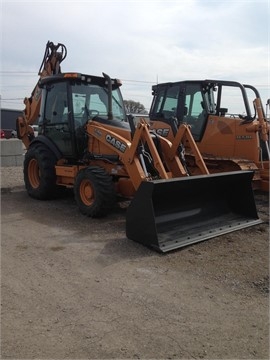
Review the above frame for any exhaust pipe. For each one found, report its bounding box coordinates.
[102,72,113,120]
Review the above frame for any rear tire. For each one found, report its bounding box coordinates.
[24,144,59,200]
[74,166,116,217]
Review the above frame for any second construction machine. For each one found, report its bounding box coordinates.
[16,41,262,252]
[149,79,270,192]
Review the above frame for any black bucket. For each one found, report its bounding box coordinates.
[126,171,262,252]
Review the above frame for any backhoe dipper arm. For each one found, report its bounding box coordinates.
[16,41,67,149]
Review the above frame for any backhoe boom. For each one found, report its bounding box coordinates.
[16,41,67,149]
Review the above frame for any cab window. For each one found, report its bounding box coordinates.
[151,85,179,119]
[216,85,248,118]
[71,83,126,127]
[44,82,68,124]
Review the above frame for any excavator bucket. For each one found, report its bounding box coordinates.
[126,171,262,253]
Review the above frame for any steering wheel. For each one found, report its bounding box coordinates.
[89,110,100,119]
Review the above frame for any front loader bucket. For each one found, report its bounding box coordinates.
[126,171,262,253]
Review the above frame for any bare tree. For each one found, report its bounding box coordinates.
[124,100,147,114]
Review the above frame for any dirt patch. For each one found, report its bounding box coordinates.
[1,166,269,359]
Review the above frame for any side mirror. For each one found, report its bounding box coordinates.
[219,108,228,116]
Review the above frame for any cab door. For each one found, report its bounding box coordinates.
[40,81,76,158]
[177,83,208,142]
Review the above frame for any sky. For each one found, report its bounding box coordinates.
[0,0,269,113]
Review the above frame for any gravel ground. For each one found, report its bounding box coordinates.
[1,165,269,359]
[0,165,25,189]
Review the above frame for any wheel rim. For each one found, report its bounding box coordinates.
[28,158,40,189]
[80,179,94,206]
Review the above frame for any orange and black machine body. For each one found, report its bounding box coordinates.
[16,42,263,252]
[149,80,269,192]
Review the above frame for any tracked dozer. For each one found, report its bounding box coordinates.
[149,80,269,192]
[16,41,262,252]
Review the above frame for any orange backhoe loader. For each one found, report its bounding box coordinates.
[16,41,262,252]
[149,80,269,191]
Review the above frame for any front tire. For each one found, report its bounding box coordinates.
[74,166,116,217]
[24,144,59,200]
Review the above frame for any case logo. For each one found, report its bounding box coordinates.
[152,128,170,137]
[106,134,127,153]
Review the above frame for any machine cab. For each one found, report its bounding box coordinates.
[38,73,127,160]
[149,80,265,161]
[149,81,211,141]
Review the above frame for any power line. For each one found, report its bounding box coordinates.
[0,71,269,89]
[0,71,156,84]
[1,98,23,100]
[122,79,155,84]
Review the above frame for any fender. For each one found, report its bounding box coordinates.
[29,135,62,160]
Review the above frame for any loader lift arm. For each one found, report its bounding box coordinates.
[16,41,67,149]
[85,118,188,190]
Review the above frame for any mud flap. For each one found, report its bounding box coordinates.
[126,171,262,253]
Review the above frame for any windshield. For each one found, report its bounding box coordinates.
[71,83,126,123]
[151,85,179,119]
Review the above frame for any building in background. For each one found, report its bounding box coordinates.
[1,108,22,130]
